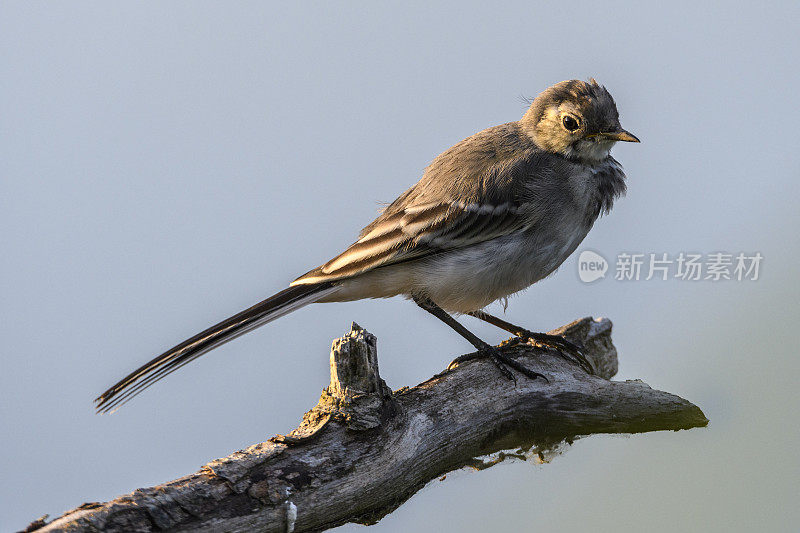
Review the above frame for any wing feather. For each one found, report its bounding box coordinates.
[292,200,526,285]
[292,125,542,286]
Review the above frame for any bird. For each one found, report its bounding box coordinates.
[95,78,639,413]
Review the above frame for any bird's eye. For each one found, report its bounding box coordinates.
[562,115,580,132]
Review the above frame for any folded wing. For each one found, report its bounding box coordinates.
[292,200,528,285]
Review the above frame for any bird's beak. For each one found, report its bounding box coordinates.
[601,129,640,143]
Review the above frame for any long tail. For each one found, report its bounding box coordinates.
[95,281,337,413]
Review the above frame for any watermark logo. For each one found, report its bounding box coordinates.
[577,250,608,283]
[578,250,763,282]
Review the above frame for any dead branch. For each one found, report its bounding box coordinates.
[27,317,707,533]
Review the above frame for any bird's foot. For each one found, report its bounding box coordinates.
[447,345,548,383]
[518,331,595,375]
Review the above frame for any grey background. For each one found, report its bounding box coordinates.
[2,2,798,531]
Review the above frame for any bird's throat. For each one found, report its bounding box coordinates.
[565,139,616,164]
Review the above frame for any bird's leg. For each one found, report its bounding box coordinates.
[412,296,546,383]
[467,310,595,375]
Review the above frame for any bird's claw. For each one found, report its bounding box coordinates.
[448,345,548,383]
[519,331,595,375]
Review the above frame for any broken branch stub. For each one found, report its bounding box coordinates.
[29,317,707,533]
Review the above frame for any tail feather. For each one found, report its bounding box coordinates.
[95,281,336,413]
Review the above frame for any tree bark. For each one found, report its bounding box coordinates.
[26,317,707,533]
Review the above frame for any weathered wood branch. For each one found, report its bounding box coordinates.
[28,317,707,533]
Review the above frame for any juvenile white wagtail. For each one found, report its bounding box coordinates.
[96,79,639,413]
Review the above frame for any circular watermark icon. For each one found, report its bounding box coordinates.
[577,250,608,283]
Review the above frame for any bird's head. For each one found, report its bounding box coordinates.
[521,79,639,164]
